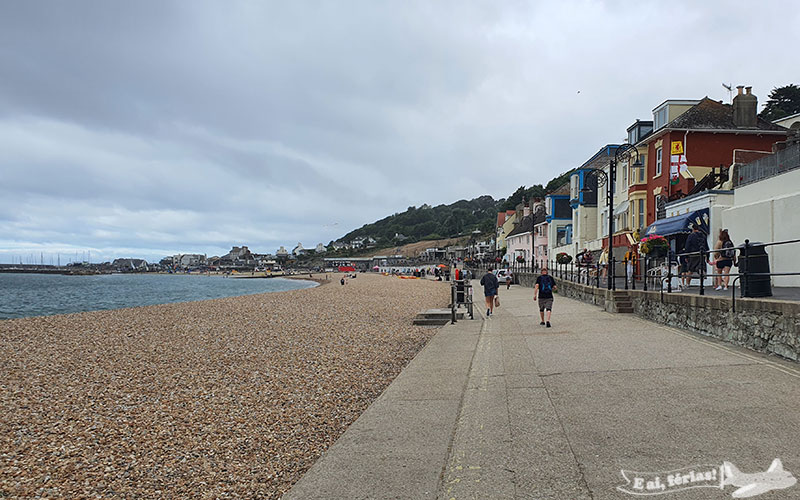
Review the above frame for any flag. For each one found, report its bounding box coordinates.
[670,154,687,185]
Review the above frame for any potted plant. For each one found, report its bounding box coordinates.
[556,252,572,265]
[639,234,669,258]
[516,255,525,264]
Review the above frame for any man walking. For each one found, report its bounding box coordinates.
[479,267,499,317]
[533,267,557,327]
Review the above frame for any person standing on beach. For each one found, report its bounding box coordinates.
[533,267,557,328]
[479,267,499,317]
[340,276,345,285]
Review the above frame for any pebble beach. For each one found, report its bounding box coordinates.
[0,273,449,499]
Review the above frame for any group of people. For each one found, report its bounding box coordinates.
[680,225,737,290]
[470,226,737,326]
[479,267,556,327]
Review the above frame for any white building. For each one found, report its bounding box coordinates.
[721,140,800,286]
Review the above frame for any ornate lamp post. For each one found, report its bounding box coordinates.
[582,144,643,290]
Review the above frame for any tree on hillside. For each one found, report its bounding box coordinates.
[759,84,800,121]
[525,184,545,201]
[498,186,527,211]
[545,170,573,193]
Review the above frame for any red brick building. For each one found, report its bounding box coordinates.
[635,88,788,228]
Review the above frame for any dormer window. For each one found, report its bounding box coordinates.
[654,107,668,130]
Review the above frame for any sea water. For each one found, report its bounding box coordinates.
[0,273,317,319]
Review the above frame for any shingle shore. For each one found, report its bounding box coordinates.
[0,273,449,499]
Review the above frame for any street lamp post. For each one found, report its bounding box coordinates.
[531,204,536,274]
[582,144,642,290]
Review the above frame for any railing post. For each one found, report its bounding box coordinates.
[596,262,600,288]
[451,283,457,324]
[699,249,705,296]
[609,256,615,290]
[631,253,636,290]
[739,239,752,297]
[667,250,673,293]
[623,256,629,290]
[643,256,648,291]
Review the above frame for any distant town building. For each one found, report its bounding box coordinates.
[223,246,251,261]
[112,258,149,271]
[276,246,289,258]
[315,243,327,253]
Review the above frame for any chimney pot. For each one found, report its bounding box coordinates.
[737,85,744,95]
[745,86,752,95]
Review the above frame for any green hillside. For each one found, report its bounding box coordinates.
[334,170,573,249]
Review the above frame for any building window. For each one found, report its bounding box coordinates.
[655,147,662,176]
[654,107,668,130]
[638,199,645,229]
[640,154,647,182]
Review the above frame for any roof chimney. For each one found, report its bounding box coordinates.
[732,85,757,128]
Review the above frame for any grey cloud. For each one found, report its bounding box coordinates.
[0,1,798,261]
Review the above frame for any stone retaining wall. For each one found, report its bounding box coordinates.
[548,277,800,361]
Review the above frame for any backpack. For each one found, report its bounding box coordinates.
[722,240,735,258]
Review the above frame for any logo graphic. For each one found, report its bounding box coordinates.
[617,459,796,498]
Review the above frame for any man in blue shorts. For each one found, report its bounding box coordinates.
[479,267,499,317]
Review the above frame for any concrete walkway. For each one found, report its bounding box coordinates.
[283,281,800,499]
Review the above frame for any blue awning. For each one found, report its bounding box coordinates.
[644,208,709,238]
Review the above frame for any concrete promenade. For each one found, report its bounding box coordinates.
[283,281,800,499]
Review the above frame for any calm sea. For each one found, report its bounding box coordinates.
[0,273,317,319]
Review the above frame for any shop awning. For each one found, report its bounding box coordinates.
[643,208,709,238]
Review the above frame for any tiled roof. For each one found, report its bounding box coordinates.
[496,212,506,227]
[506,215,532,237]
[666,97,787,131]
[549,182,570,196]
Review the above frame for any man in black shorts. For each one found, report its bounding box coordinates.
[534,267,557,327]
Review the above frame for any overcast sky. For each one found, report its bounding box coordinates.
[1,1,796,263]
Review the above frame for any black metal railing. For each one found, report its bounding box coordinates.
[654,238,800,311]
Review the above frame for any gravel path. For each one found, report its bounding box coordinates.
[0,273,449,498]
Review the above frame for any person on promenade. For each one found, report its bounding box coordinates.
[534,267,557,328]
[623,247,634,284]
[713,229,737,290]
[505,270,512,289]
[599,247,609,279]
[479,267,499,317]
[683,224,710,287]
